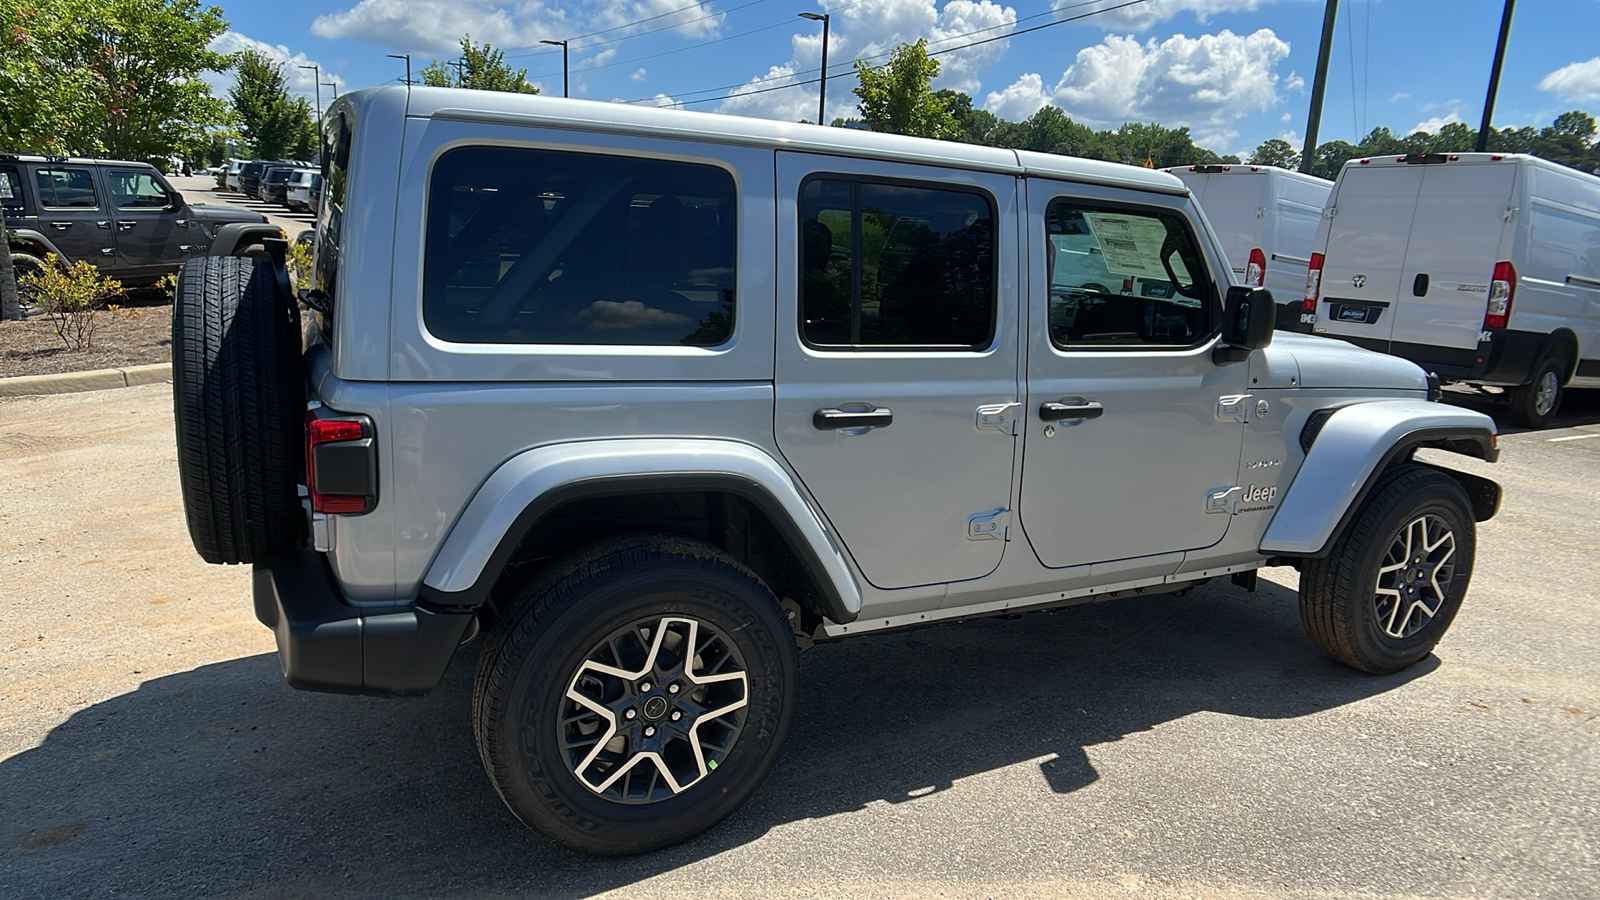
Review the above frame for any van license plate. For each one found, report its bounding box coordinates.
[1334,305,1376,324]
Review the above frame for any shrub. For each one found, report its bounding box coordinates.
[287,238,314,290]
[19,256,125,350]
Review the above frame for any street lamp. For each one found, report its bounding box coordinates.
[386,53,412,86]
[298,64,321,118]
[322,80,339,99]
[798,12,830,127]
[540,40,569,97]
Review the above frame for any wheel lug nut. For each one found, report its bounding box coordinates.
[625,709,636,720]
[671,711,682,721]
[644,726,656,737]
[668,684,679,694]
[640,682,652,693]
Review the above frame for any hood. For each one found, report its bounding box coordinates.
[186,203,267,225]
[1253,333,1429,392]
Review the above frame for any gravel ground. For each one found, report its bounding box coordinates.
[1,385,1597,900]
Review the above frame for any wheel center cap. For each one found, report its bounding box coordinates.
[642,695,669,721]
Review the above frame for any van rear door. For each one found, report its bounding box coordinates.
[1193,174,1268,284]
[1389,162,1515,357]
[1314,165,1423,349]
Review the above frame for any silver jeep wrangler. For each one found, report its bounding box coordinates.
[172,86,1501,856]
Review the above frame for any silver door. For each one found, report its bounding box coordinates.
[773,153,1019,590]
[1020,179,1247,569]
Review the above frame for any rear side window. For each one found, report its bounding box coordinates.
[424,146,737,347]
[1045,199,1213,348]
[800,178,995,349]
[34,168,98,209]
[0,168,21,210]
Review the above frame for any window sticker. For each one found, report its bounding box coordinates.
[1081,212,1172,279]
[0,176,13,200]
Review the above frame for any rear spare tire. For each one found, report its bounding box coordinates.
[172,256,304,564]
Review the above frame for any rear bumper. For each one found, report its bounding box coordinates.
[252,548,475,696]
[1336,332,1546,386]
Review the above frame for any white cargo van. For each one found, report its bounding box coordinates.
[1302,152,1600,427]
[1166,164,1332,329]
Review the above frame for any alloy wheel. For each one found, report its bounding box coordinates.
[1373,514,1456,639]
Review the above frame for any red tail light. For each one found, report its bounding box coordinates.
[1303,252,1325,313]
[1485,261,1516,329]
[306,412,374,515]
[1246,248,1266,287]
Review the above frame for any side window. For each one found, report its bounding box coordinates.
[1045,199,1213,348]
[424,146,736,347]
[800,178,994,349]
[34,168,99,210]
[0,168,21,211]
[108,170,171,209]
[317,112,352,308]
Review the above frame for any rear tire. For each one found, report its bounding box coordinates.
[1299,464,1475,674]
[1507,355,1566,429]
[171,256,304,564]
[473,534,797,855]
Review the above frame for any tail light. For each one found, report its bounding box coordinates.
[1303,252,1325,313]
[1485,261,1516,329]
[1246,248,1266,287]
[306,410,376,515]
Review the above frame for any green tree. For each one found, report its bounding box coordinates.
[1249,138,1298,168]
[229,49,317,159]
[1308,140,1360,178]
[853,40,958,140]
[1532,110,1598,170]
[935,90,999,145]
[1356,126,1406,156]
[421,35,539,93]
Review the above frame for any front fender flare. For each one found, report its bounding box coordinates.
[208,222,283,256]
[419,439,862,623]
[1261,400,1498,557]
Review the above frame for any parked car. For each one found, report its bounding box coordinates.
[259,165,298,206]
[1167,164,1332,330]
[1302,152,1600,427]
[284,168,321,212]
[169,86,1502,856]
[239,160,305,199]
[224,158,249,192]
[2,153,284,287]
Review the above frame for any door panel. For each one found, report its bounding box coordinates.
[1314,166,1424,345]
[1390,164,1515,350]
[106,168,191,274]
[773,153,1019,590]
[1021,180,1247,569]
[29,166,113,269]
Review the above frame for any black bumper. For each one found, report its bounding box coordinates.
[1340,332,1548,386]
[252,548,475,696]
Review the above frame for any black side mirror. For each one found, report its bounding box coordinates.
[168,191,186,208]
[1215,285,1275,363]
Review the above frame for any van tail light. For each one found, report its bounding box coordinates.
[1303,252,1325,312]
[1246,248,1266,287]
[1485,261,1516,330]
[305,411,376,515]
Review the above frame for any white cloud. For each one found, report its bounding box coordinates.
[1280,111,1290,121]
[631,68,647,81]
[1390,91,1410,103]
[984,72,1050,120]
[205,31,345,106]
[1052,0,1267,31]
[596,0,723,39]
[313,0,723,57]
[1410,113,1463,135]
[579,48,618,69]
[1539,57,1600,104]
[927,0,1017,93]
[1278,129,1302,152]
[718,64,820,122]
[987,28,1294,146]
[646,93,683,109]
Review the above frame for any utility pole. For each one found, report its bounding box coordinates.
[540,40,569,97]
[386,53,412,86]
[298,64,321,118]
[798,12,830,126]
[448,57,466,86]
[1476,0,1516,152]
[1299,0,1339,175]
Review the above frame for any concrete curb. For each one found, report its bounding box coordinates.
[0,363,171,398]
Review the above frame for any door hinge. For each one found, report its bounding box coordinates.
[967,509,1012,541]
[1323,206,1337,219]
[1217,394,1253,423]
[1503,206,1519,223]
[975,401,1019,435]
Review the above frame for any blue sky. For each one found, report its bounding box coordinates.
[205,0,1600,159]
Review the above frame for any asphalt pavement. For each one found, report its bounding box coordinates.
[170,174,316,243]
[1,384,1597,900]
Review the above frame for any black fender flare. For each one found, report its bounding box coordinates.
[7,229,69,263]
[209,223,285,257]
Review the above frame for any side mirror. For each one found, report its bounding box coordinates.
[1215,285,1275,363]
[168,191,186,208]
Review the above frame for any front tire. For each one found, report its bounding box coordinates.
[472,534,798,855]
[1299,464,1476,674]
[1507,355,1566,429]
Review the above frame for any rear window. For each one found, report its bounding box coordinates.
[423,146,736,347]
[34,168,98,209]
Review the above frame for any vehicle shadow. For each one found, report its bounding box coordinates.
[0,577,1429,898]
[1442,385,1600,435]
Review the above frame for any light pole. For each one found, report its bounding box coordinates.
[799,12,829,126]
[540,40,568,97]
[298,64,321,118]
[386,53,412,86]
[1299,0,1337,174]
[323,80,338,99]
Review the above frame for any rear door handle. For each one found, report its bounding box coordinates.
[1039,400,1103,421]
[813,407,893,430]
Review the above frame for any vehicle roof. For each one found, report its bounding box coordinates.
[0,153,158,169]
[339,86,1189,197]
[1337,151,1600,178]
[1162,163,1333,187]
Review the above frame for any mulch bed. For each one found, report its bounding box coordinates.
[0,292,173,379]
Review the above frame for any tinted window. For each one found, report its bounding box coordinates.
[108,170,171,209]
[0,168,21,210]
[1045,200,1212,348]
[34,168,98,209]
[424,146,736,346]
[316,114,351,313]
[800,178,994,349]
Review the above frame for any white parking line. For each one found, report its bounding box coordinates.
[1547,433,1600,442]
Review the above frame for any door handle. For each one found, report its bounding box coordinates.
[97,220,111,229]
[49,221,72,230]
[117,221,136,230]
[1039,400,1104,422]
[1412,273,1429,297]
[813,407,893,430]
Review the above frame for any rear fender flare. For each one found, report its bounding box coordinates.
[419,439,862,624]
[1261,400,1499,558]
[7,229,67,263]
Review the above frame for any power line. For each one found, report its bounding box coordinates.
[638,0,1147,107]
[502,0,782,59]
